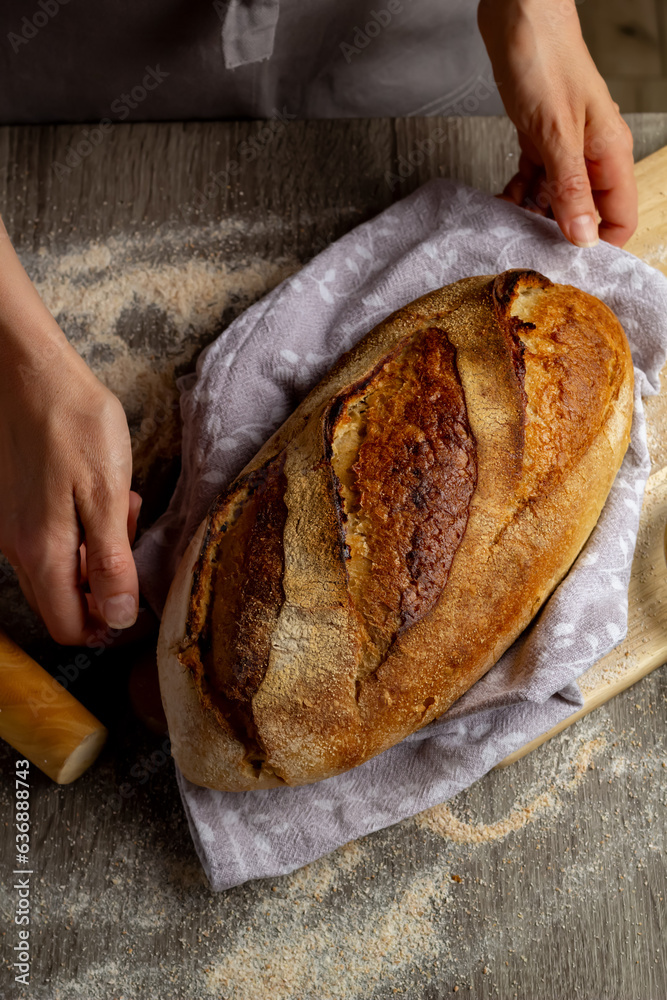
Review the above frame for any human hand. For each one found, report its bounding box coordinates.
[0,235,141,645]
[478,0,637,248]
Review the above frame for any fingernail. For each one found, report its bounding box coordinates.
[103,593,137,629]
[570,214,599,248]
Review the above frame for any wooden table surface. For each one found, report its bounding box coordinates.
[0,114,665,1000]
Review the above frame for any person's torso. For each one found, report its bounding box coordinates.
[0,0,502,123]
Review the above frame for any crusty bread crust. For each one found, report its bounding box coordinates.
[158,513,288,789]
[158,270,634,790]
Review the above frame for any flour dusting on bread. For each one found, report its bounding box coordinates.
[158,270,634,790]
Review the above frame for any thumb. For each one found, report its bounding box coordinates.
[539,138,599,248]
[80,495,139,631]
[128,490,143,546]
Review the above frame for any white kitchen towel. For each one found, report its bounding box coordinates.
[133,178,667,892]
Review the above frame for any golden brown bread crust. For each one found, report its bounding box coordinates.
[329,325,477,659]
[157,270,634,790]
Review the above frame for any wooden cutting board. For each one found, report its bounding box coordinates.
[497,146,667,768]
[625,145,667,280]
[498,465,667,767]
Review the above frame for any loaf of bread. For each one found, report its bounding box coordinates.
[157,269,634,791]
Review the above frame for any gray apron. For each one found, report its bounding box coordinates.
[0,0,502,123]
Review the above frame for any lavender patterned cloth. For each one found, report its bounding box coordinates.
[133,179,667,892]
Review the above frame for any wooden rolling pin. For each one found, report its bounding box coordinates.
[0,625,107,783]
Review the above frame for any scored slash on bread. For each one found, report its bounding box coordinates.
[157,270,634,791]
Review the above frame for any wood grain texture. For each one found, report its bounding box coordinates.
[0,116,665,1000]
[0,627,107,784]
[493,143,667,767]
[626,143,667,278]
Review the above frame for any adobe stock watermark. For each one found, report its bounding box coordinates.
[340,0,405,63]
[23,610,149,716]
[518,115,632,216]
[12,757,32,986]
[105,737,173,813]
[7,0,71,54]
[51,65,169,181]
[384,72,497,191]
[543,0,586,27]
[134,396,180,454]
[212,0,243,19]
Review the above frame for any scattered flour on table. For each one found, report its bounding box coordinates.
[644,376,667,474]
[21,228,299,481]
[635,241,667,275]
[201,716,636,1000]
[416,733,607,843]
[10,228,666,1000]
[10,690,665,1000]
[205,873,446,1000]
